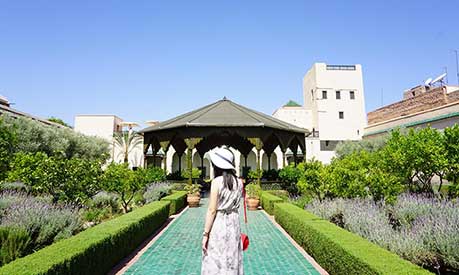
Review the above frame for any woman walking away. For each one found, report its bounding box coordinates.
[201,146,244,275]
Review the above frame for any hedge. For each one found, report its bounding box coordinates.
[260,191,285,215]
[0,201,170,275]
[161,190,187,215]
[274,203,432,275]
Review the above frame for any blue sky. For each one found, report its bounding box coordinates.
[1,1,458,126]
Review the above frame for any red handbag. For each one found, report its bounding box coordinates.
[241,182,249,251]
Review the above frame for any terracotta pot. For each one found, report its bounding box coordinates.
[247,198,260,211]
[187,194,201,207]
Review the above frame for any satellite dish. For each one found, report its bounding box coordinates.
[424,78,432,86]
[431,73,447,84]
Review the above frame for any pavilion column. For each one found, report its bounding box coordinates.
[248,138,263,185]
[143,143,150,168]
[267,153,271,170]
[178,153,182,172]
[281,148,287,168]
[184,138,203,185]
[160,141,170,172]
[244,155,248,167]
[293,151,297,167]
[200,154,204,178]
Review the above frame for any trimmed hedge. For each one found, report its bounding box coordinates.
[274,203,432,275]
[0,201,170,275]
[161,190,187,215]
[260,191,285,215]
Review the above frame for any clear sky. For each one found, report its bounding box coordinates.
[1,1,458,127]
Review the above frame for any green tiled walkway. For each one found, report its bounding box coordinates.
[124,197,321,275]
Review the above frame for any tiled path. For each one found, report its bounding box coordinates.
[123,197,323,275]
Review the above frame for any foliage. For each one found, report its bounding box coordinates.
[143,182,172,203]
[0,201,170,275]
[335,135,388,159]
[169,182,186,191]
[184,183,201,195]
[247,169,263,183]
[181,167,201,179]
[0,227,31,266]
[443,124,459,195]
[166,171,185,180]
[112,131,143,164]
[47,117,71,128]
[0,191,82,264]
[0,117,17,181]
[274,202,431,275]
[7,152,104,204]
[297,159,329,201]
[0,114,109,161]
[260,183,283,190]
[246,183,261,199]
[141,167,166,183]
[82,192,121,223]
[0,182,28,193]
[289,195,313,209]
[306,194,459,273]
[278,164,302,194]
[260,192,284,215]
[160,191,187,215]
[262,169,279,181]
[101,163,149,213]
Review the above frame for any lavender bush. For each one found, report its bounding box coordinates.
[0,191,82,249]
[143,182,172,203]
[306,194,459,273]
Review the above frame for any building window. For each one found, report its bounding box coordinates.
[339,111,344,119]
[336,90,341,99]
[326,65,356,71]
[322,90,327,99]
[350,91,355,99]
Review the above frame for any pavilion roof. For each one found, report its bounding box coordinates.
[140,97,308,134]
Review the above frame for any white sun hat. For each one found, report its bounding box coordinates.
[209,147,236,170]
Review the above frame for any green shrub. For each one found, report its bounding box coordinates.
[0,114,109,162]
[273,203,432,275]
[278,164,301,194]
[161,191,187,215]
[246,183,261,199]
[0,200,170,275]
[7,152,104,204]
[260,192,284,215]
[0,116,17,181]
[0,227,31,266]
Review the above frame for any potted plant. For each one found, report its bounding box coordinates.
[185,183,201,207]
[246,183,261,210]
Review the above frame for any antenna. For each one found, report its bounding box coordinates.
[424,78,433,86]
[431,73,447,86]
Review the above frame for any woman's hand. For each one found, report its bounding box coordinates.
[202,236,209,254]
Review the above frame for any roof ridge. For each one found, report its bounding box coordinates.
[186,99,224,125]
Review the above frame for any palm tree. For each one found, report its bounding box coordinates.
[113,130,143,164]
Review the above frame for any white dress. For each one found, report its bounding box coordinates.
[201,176,244,275]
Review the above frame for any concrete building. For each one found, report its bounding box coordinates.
[74,115,145,168]
[364,84,459,139]
[273,63,367,164]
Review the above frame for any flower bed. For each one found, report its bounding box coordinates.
[274,202,431,275]
[0,200,170,275]
[305,194,459,273]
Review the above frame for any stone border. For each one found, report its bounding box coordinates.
[261,209,329,275]
[108,205,190,275]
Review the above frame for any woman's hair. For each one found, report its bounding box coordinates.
[213,164,236,191]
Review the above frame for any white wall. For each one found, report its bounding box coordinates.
[272,107,312,130]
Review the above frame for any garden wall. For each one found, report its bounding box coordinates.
[0,200,170,275]
[272,202,432,275]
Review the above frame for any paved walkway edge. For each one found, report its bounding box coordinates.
[109,205,190,275]
[261,209,329,275]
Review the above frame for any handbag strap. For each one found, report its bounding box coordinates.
[242,179,247,224]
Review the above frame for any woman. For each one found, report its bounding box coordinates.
[201,147,244,275]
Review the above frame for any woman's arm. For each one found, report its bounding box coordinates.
[202,179,219,253]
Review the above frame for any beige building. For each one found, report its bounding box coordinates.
[74,115,145,168]
[274,63,367,163]
[364,84,459,139]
